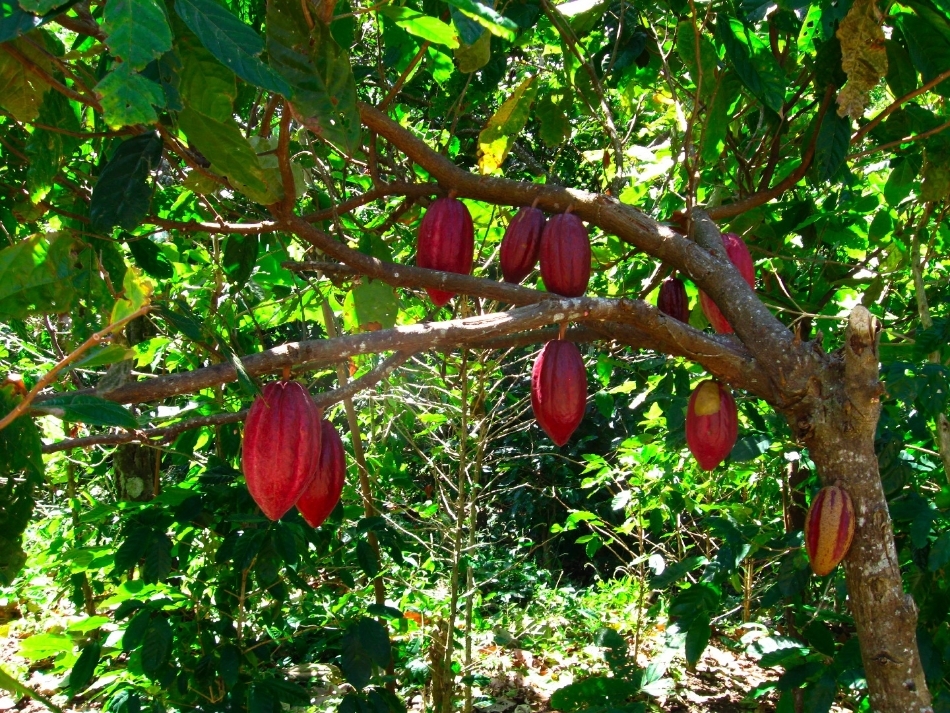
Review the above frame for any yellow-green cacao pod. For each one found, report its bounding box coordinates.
[804,485,855,576]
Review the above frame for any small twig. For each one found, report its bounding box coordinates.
[852,66,950,145]
[0,305,151,432]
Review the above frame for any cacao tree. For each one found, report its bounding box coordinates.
[0,0,948,710]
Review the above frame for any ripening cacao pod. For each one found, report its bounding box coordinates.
[416,196,475,306]
[699,232,755,334]
[243,381,322,521]
[531,340,587,446]
[804,485,855,576]
[658,277,689,323]
[500,207,546,284]
[297,419,346,528]
[539,213,591,297]
[685,380,738,470]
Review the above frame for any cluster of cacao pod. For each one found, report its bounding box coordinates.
[416,199,593,305]
[500,206,591,296]
[656,232,755,334]
[242,380,345,526]
[804,485,855,576]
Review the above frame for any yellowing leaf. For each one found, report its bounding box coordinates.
[477,76,539,174]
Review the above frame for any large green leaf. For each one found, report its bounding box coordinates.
[716,17,785,113]
[266,0,360,154]
[444,0,517,40]
[34,394,139,428]
[177,42,274,201]
[0,0,47,43]
[140,616,172,675]
[378,6,459,47]
[0,233,79,319]
[814,110,850,183]
[103,0,173,70]
[174,0,290,95]
[90,132,163,232]
[899,13,950,96]
[0,37,48,121]
[94,64,165,128]
[25,90,80,202]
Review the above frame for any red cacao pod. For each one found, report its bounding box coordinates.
[699,232,755,334]
[416,197,475,306]
[531,340,587,446]
[804,485,855,576]
[658,277,689,323]
[685,380,738,470]
[243,381,322,521]
[297,419,346,528]
[539,213,591,297]
[500,207,545,284]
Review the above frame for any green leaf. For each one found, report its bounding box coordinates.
[0,233,82,319]
[0,38,48,121]
[0,1,48,44]
[928,531,950,571]
[884,158,917,206]
[111,265,153,323]
[72,344,137,369]
[267,0,361,154]
[455,31,491,73]
[126,236,174,279]
[536,93,571,147]
[17,0,61,13]
[716,17,785,113]
[34,394,139,428]
[885,39,917,99]
[142,533,173,583]
[174,0,290,95]
[94,64,165,129]
[140,616,172,675]
[676,20,718,99]
[814,110,849,183]
[18,633,74,660]
[344,280,399,331]
[478,75,539,174]
[444,0,517,40]
[103,0,172,70]
[122,609,152,650]
[68,641,101,693]
[340,617,391,690]
[549,675,639,712]
[378,6,459,48]
[90,133,163,232]
[356,540,380,578]
[223,233,259,288]
[899,13,950,97]
[684,612,710,667]
[177,42,274,202]
[0,386,43,481]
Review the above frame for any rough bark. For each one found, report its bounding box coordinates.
[791,307,932,712]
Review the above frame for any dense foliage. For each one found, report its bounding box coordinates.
[0,0,949,710]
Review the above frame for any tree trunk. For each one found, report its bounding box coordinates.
[795,307,932,712]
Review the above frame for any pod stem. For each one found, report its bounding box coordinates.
[530,196,540,209]
[558,322,568,340]
[281,365,291,381]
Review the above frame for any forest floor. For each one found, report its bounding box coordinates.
[0,602,854,713]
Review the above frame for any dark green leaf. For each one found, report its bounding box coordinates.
[140,616,172,674]
[35,394,138,429]
[113,527,153,574]
[68,641,101,693]
[142,533,173,583]
[684,612,710,667]
[549,675,639,712]
[126,235,174,279]
[267,0,361,154]
[356,540,380,578]
[223,234,259,288]
[103,0,173,70]
[814,110,850,183]
[716,17,785,113]
[174,0,290,95]
[0,234,80,319]
[90,133,163,233]
[885,39,918,99]
[122,609,152,651]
